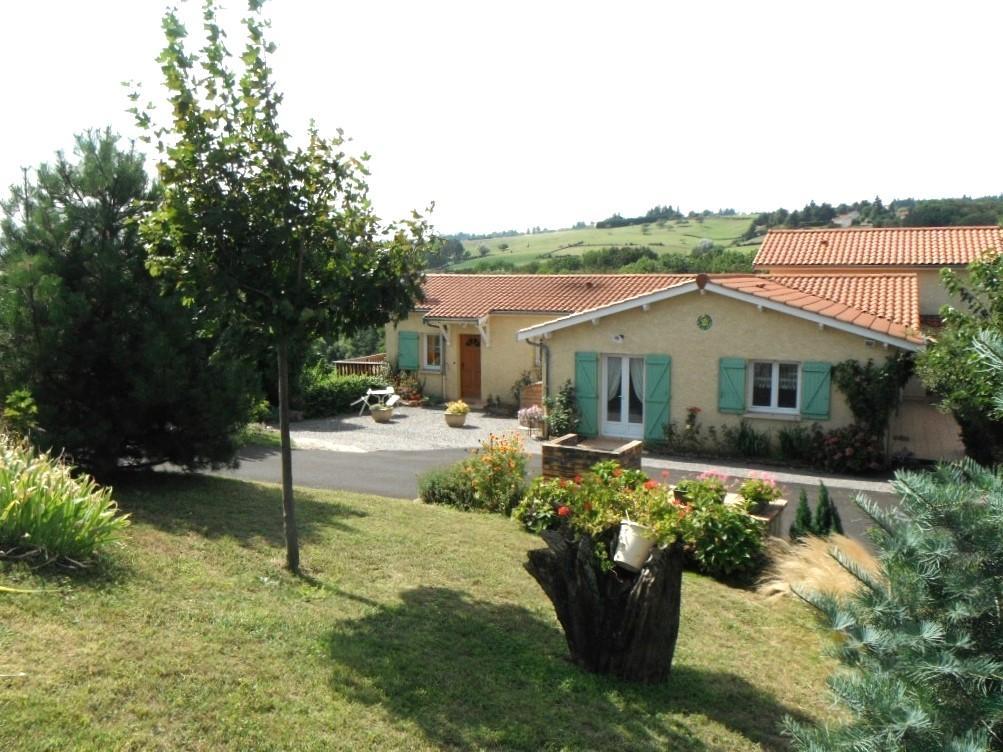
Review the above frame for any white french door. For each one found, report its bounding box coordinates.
[601,355,644,439]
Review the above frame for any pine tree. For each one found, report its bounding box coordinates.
[784,460,1003,751]
[789,488,813,540]
[812,484,833,536]
[823,483,843,534]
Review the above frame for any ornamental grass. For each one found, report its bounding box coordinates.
[0,434,129,566]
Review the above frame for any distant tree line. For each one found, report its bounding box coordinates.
[459,244,753,275]
[742,195,1003,240]
[596,205,684,229]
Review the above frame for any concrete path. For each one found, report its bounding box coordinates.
[289,405,542,454]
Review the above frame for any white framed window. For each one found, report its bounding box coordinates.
[422,333,443,371]
[748,361,799,413]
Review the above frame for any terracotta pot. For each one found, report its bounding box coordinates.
[444,412,467,428]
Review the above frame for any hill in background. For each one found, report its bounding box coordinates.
[435,195,1003,275]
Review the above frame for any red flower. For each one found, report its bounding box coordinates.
[557,506,572,518]
[612,467,623,477]
[573,474,583,485]
[644,479,658,490]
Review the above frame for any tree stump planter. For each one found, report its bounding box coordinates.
[525,529,684,683]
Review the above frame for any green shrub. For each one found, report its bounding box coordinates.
[681,498,765,579]
[300,366,388,417]
[813,423,886,474]
[723,420,772,457]
[789,488,814,540]
[1,389,38,438]
[463,433,527,514]
[544,380,578,437]
[420,433,527,514]
[0,434,129,565]
[789,482,844,540]
[777,424,823,463]
[674,474,728,505]
[417,466,475,510]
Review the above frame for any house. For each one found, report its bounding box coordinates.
[752,226,1003,319]
[385,274,693,403]
[387,269,960,460]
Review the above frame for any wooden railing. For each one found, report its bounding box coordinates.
[333,353,387,377]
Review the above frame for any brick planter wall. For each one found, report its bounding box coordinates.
[542,434,643,479]
[519,381,543,410]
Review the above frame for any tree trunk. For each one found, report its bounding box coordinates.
[525,529,683,683]
[277,337,300,573]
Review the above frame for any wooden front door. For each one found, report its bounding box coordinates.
[460,335,482,400]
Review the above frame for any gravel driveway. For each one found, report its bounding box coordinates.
[290,406,540,454]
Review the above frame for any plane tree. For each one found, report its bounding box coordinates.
[133,0,431,571]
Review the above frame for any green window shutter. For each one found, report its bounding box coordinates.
[718,357,746,414]
[801,362,832,420]
[644,355,671,442]
[398,331,419,370]
[574,351,599,437]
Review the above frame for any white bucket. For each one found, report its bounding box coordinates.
[613,520,656,572]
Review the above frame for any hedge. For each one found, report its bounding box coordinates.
[300,369,389,418]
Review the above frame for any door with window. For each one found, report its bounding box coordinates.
[601,355,644,438]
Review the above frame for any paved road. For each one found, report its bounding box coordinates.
[209,445,900,544]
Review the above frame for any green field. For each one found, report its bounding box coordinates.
[453,216,762,270]
[0,474,834,751]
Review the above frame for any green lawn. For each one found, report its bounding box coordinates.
[0,475,834,751]
[453,216,762,270]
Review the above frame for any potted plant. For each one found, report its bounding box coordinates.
[737,473,782,515]
[444,400,470,427]
[370,404,394,423]
[517,404,546,439]
[613,517,657,572]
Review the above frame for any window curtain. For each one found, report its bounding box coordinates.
[629,358,643,404]
[607,358,621,402]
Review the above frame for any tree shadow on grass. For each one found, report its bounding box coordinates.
[324,586,811,751]
[113,472,366,549]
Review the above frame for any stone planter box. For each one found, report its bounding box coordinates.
[724,493,788,537]
[542,434,643,480]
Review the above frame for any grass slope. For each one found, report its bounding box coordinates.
[0,475,832,751]
[454,216,761,269]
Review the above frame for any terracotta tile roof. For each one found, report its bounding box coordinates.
[754,226,1003,268]
[417,273,695,318]
[710,274,922,344]
[421,272,923,346]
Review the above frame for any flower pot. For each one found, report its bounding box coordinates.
[613,520,657,573]
[370,407,393,423]
[444,412,467,428]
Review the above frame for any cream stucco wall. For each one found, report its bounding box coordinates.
[544,292,898,436]
[386,313,546,401]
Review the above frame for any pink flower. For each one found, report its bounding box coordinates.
[660,470,670,480]
[644,479,658,490]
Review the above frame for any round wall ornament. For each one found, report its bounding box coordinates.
[696,314,713,331]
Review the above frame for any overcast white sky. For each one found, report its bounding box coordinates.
[2,0,1001,234]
